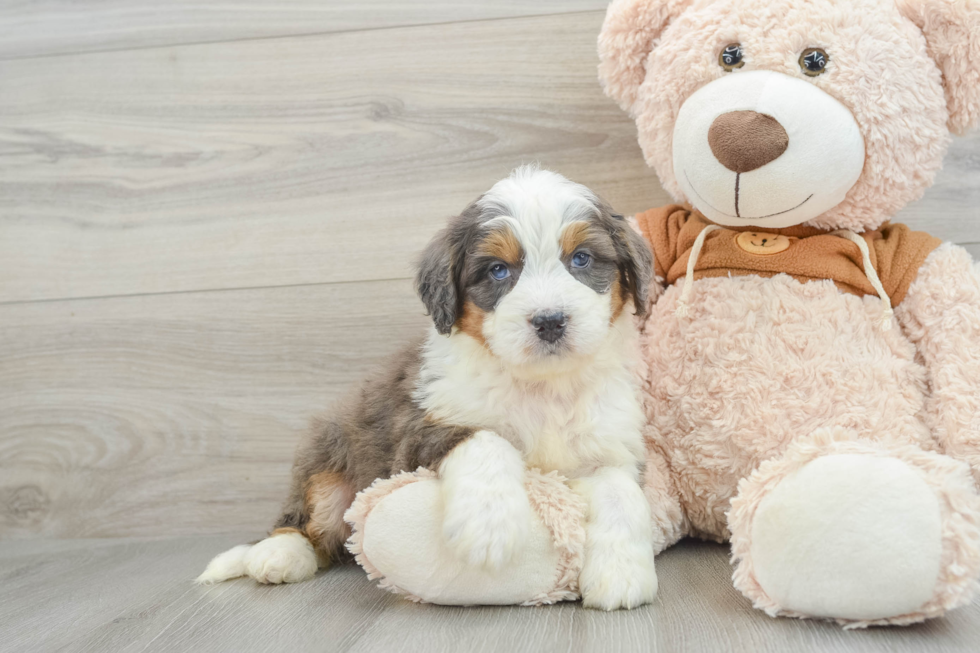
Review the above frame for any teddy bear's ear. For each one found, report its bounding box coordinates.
[897,0,980,134]
[598,0,691,114]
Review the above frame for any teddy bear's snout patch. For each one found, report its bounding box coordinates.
[708,110,789,173]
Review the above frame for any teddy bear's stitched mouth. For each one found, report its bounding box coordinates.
[684,169,814,220]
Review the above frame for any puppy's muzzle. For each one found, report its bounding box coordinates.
[532,312,567,344]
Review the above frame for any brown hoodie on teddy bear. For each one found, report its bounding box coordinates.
[637,204,940,304]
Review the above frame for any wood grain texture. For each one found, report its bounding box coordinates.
[0,1,610,60]
[0,10,668,304]
[2,5,978,305]
[2,3,980,649]
[2,536,979,653]
[0,278,427,538]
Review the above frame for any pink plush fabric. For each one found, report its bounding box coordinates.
[897,0,980,134]
[344,468,587,606]
[728,428,980,628]
[897,244,980,486]
[642,439,687,554]
[344,468,437,602]
[635,269,980,625]
[640,274,937,541]
[598,0,694,114]
[598,0,979,232]
[600,0,980,626]
[522,470,588,605]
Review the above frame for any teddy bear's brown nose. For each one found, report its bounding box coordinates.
[708,110,789,173]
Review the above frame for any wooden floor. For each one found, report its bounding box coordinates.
[1,2,980,651]
[2,536,979,653]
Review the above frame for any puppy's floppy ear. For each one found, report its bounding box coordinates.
[896,0,980,134]
[415,226,460,335]
[617,215,655,317]
[598,204,654,317]
[598,0,693,115]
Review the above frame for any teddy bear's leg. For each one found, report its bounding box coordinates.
[728,428,980,627]
[644,439,689,554]
[346,469,587,606]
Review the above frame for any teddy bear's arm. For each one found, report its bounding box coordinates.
[896,243,980,485]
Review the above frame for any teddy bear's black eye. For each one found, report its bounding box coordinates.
[719,44,745,72]
[799,48,829,76]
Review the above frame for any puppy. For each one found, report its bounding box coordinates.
[197,166,657,610]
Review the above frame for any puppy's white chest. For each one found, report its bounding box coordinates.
[489,376,642,477]
[501,396,592,474]
[522,431,589,476]
[416,325,645,478]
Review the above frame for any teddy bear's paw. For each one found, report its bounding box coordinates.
[441,479,532,570]
[579,541,658,611]
[242,531,319,584]
[747,453,944,621]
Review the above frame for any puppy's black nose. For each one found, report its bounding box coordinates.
[532,312,566,343]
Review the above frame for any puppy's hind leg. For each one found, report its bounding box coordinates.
[302,471,357,568]
[241,528,320,585]
[243,471,355,584]
[196,472,355,585]
[196,528,320,586]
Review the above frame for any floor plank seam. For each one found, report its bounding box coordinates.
[0,9,605,64]
[0,276,415,308]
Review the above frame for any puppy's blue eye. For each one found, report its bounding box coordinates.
[571,252,592,268]
[489,263,510,280]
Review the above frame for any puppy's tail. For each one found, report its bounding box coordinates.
[195,543,252,584]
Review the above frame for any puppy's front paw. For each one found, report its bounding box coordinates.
[243,532,318,584]
[580,543,658,611]
[442,481,532,570]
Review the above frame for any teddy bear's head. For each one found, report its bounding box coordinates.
[599,0,980,232]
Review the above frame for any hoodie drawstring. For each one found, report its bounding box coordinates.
[674,225,723,318]
[830,229,894,331]
[673,225,894,331]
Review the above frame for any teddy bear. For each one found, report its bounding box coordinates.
[343,0,980,627]
[595,0,980,626]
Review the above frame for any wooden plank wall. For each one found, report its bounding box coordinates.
[1,2,978,539]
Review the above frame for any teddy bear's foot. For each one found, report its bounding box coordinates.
[345,469,587,606]
[748,453,942,621]
[729,430,980,627]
